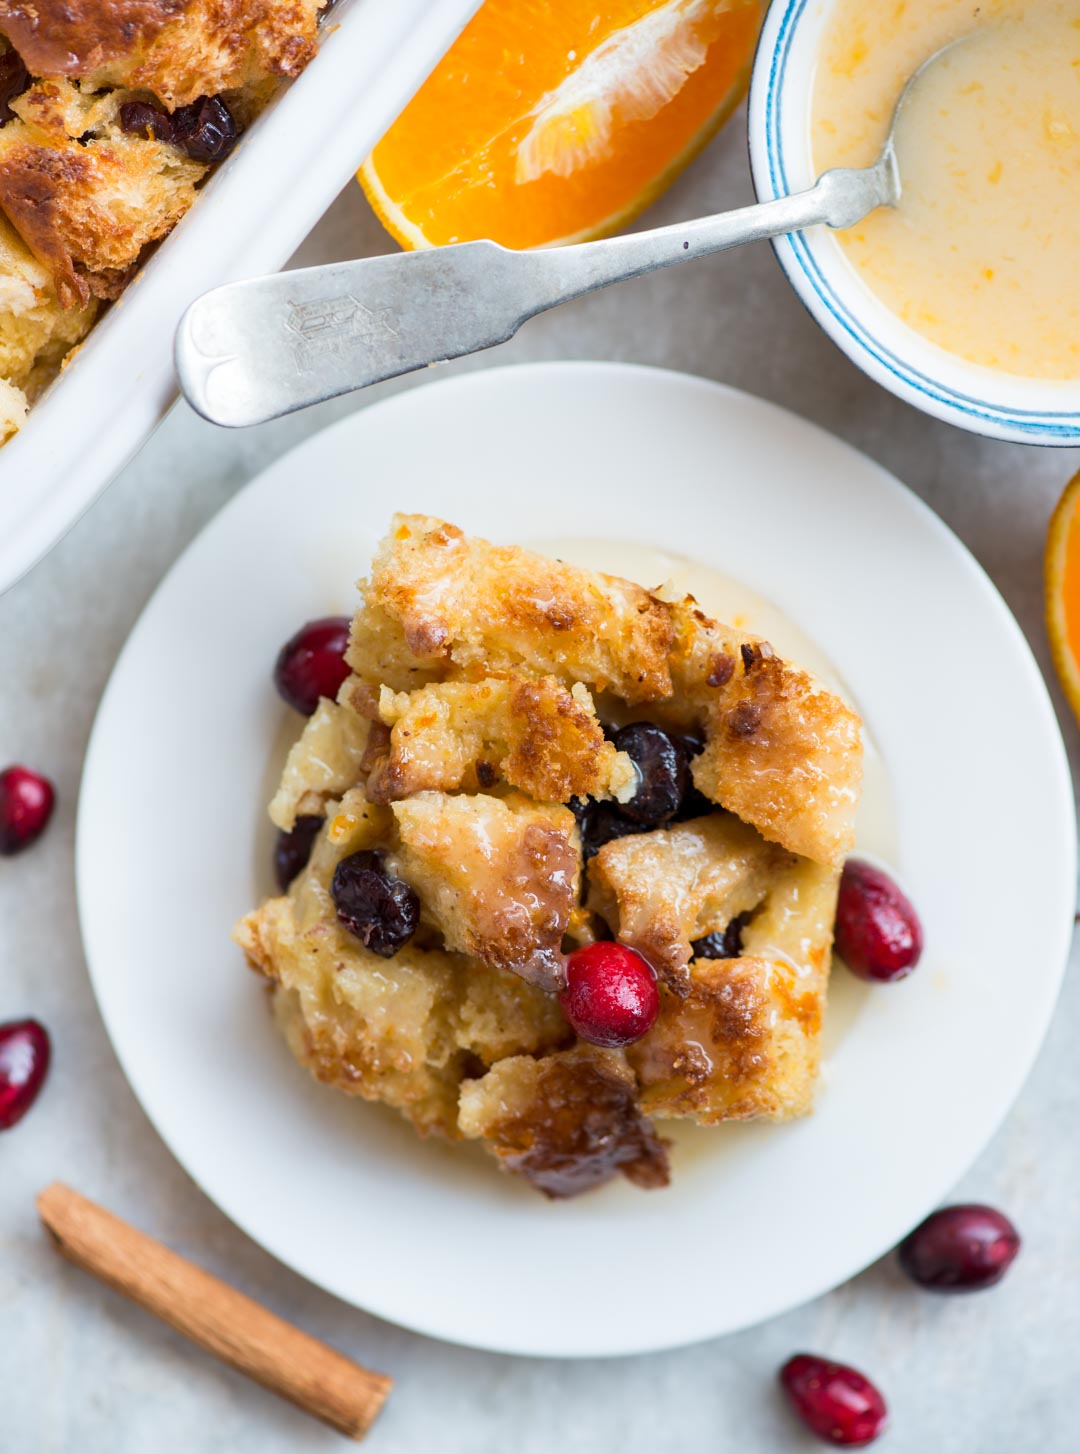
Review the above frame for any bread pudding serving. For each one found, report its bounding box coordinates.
[235,516,864,1199]
[0,0,326,442]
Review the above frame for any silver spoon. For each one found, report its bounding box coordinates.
[176,48,948,428]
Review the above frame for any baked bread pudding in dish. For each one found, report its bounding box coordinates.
[0,0,325,441]
[235,515,864,1198]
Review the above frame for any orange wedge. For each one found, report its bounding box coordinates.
[360,0,765,251]
[1046,469,1080,723]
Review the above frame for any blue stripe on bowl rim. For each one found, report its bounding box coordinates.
[760,0,1080,440]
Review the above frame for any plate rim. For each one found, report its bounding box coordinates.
[77,360,1078,1357]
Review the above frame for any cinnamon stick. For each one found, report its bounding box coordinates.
[37,1183,392,1441]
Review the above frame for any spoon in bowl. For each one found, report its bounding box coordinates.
[176,45,952,428]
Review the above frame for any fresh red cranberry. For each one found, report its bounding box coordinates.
[0,766,56,855]
[0,1019,51,1131]
[898,1204,1020,1292]
[611,722,690,826]
[780,1354,888,1447]
[273,815,324,892]
[0,48,29,126]
[331,850,419,957]
[273,616,351,716]
[170,95,239,162]
[835,859,923,983]
[559,942,660,1048]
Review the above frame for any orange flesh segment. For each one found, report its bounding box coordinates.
[362,0,763,250]
[1062,493,1080,672]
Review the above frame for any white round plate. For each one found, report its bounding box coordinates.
[78,363,1075,1358]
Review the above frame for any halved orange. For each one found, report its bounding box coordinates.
[360,0,765,251]
[1045,469,1080,724]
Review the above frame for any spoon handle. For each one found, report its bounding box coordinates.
[175,166,884,429]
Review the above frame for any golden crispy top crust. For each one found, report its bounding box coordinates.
[365,514,676,704]
[670,603,864,867]
[0,1,190,78]
[358,517,862,866]
[0,1,321,108]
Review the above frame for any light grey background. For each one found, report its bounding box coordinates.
[2,107,1077,1451]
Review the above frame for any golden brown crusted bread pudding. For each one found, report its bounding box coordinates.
[235,516,864,1199]
[0,1,321,106]
[0,1,324,437]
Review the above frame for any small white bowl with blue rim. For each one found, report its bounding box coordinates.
[747,0,1080,447]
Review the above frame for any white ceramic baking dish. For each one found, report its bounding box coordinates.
[0,0,480,594]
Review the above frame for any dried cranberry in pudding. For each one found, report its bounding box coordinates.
[835,858,923,983]
[170,96,240,162]
[780,1354,888,1447]
[273,616,351,716]
[0,1019,51,1131]
[273,815,324,892]
[611,722,690,826]
[671,732,714,820]
[898,1204,1020,1292]
[119,100,174,143]
[559,942,660,1048]
[673,784,714,822]
[0,48,29,126]
[0,766,55,855]
[331,850,419,958]
[691,910,751,961]
[571,797,645,860]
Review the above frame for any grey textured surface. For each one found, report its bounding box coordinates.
[2,110,1078,1451]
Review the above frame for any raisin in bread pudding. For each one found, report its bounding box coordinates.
[235,515,864,1199]
[0,2,324,440]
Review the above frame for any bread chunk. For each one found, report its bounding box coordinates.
[364,514,676,702]
[459,1045,670,1198]
[588,813,791,990]
[669,602,863,866]
[269,694,374,831]
[0,0,322,108]
[0,212,96,409]
[0,80,203,306]
[0,375,25,439]
[234,806,571,1138]
[388,791,579,992]
[345,600,448,697]
[627,857,840,1122]
[236,893,466,1137]
[368,676,636,805]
